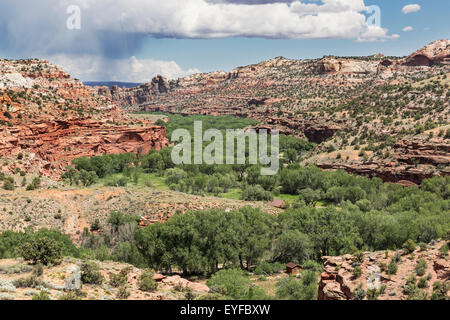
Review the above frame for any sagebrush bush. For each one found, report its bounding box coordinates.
[352,266,363,278]
[138,271,158,292]
[80,262,104,285]
[32,290,50,300]
[13,276,45,289]
[387,259,398,275]
[418,277,428,289]
[402,240,416,254]
[415,259,427,276]
[109,267,131,288]
[116,285,130,300]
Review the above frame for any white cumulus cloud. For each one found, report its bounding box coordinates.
[67,0,396,40]
[48,55,200,82]
[402,26,414,32]
[402,4,421,14]
[0,0,400,81]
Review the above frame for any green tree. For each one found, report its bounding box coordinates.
[272,230,312,263]
[20,237,63,265]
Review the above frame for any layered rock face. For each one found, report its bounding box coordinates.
[318,137,450,185]
[314,57,380,75]
[319,242,449,300]
[0,120,167,176]
[97,75,172,107]
[403,39,450,66]
[378,39,450,72]
[0,59,168,178]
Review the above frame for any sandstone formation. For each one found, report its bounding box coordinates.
[96,75,172,107]
[0,59,168,177]
[378,39,450,72]
[403,39,450,66]
[317,137,450,184]
[314,57,380,75]
[319,242,449,300]
[0,120,167,177]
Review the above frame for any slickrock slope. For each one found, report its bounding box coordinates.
[97,40,450,185]
[319,242,449,300]
[0,59,168,178]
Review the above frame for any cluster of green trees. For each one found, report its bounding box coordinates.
[61,113,314,197]
[77,168,449,274]
[0,228,79,262]
[1,199,448,299]
[152,114,258,139]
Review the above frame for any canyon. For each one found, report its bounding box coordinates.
[95,39,450,185]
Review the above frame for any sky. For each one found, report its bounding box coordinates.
[0,0,448,82]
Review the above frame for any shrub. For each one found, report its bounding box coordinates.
[58,291,82,300]
[32,290,50,300]
[3,177,15,190]
[207,269,252,300]
[353,284,366,300]
[366,288,380,300]
[241,185,273,202]
[415,259,427,276]
[440,243,449,256]
[387,259,398,275]
[352,266,363,279]
[33,264,44,277]
[418,277,428,289]
[90,219,101,232]
[109,272,127,288]
[20,237,63,265]
[431,281,449,300]
[104,176,129,187]
[26,176,42,191]
[354,251,364,263]
[138,270,158,292]
[379,262,388,272]
[418,243,428,251]
[402,239,416,254]
[13,275,45,288]
[80,262,104,285]
[275,271,318,300]
[116,285,130,300]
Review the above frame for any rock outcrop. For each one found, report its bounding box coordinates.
[403,39,450,66]
[96,75,172,107]
[0,59,168,177]
[0,120,167,177]
[315,57,379,75]
[317,137,450,185]
[319,242,449,300]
